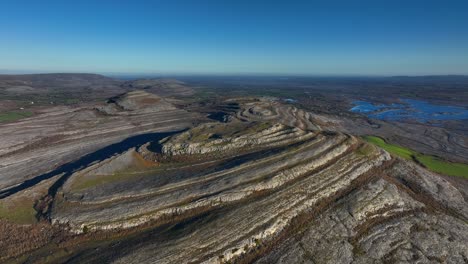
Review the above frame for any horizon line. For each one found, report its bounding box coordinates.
[1,69,468,79]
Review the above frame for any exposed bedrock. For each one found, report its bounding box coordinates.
[235,100,326,131]
[255,176,468,264]
[233,97,468,163]
[160,122,316,156]
[49,117,467,263]
[51,122,360,231]
[99,90,177,114]
[0,90,204,193]
[2,97,467,264]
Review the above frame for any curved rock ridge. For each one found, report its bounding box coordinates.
[0,92,203,192]
[112,146,392,264]
[50,121,366,232]
[234,99,339,131]
[255,167,468,264]
[108,156,468,264]
[160,122,316,156]
[97,90,177,114]
[4,97,466,264]
[43,110,468,264]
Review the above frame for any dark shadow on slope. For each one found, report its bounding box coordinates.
[207,111,228,122]
[0,131,181,199]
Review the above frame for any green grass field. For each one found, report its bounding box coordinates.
[0,200,37,224]
[363,136,468,179]
[0,111,33,123]
[70,171,152,191]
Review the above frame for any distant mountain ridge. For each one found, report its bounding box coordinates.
[0,73,194,107]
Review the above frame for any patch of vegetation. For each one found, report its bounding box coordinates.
[180,122,269,143]
[0,200,37,224]
[70,152,163,191]
[0,111,33,123]
[232,122,272,137]
[364,136,468,178]
[70,168,159,191]
[190,132,213,142]
[363,136,413,160]
[356,143,375,157]
[416,155,468,178]
[65,98,80,104]
[249,122,272,132]
[192,89,218,99]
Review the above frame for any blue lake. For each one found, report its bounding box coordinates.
[350,99,468,122]
[283,98,298,103]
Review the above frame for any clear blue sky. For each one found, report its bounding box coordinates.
[1,0,468,75]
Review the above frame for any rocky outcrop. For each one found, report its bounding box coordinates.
[256,170,468,264]
[235,99,332,131]
[98,90,177,114]
[2,96,466,264]
[161,122,316,156]
[49,122,338,230]
[0,92,203,193]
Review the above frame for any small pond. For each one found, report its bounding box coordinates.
[350,99,468,122]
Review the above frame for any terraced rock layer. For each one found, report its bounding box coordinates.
[51,122,347,230]
[232,97,468,163]
[0,90,203,194]
[44,118,468,263]
[235,99,328,131]
[1,96,467,264]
